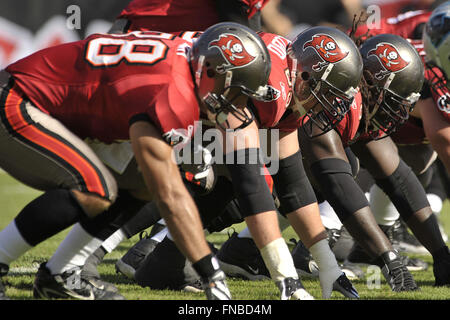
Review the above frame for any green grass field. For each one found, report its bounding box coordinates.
[1,170,450,301]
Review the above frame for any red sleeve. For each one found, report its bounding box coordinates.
[118,0,219,33]
[148,67,200,146]
[252,32,293,128]
[353,10,431,40]
[239,0,269,18]
[273,108,302,133]
[335,91,363,147]
[425,66,450,125]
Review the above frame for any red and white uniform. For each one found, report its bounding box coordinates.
[253,32,293,129]
[171,31,290,193]
[176,30,294,132]
[424,64,450,124]
[1,31,200,199]
[6,31,198,144]
[335,91,364,146]
[118,0,269,33]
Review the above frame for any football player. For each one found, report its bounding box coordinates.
[0,22,272,300]
[81,26,363,300]
[342,4,450,286]
[219,32,425,292]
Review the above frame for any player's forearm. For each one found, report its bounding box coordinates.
[155,186,211,260]
[430,135,450,175]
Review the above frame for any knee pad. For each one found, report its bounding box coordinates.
[345,147,360,178]
[310,158,369,222]
[227,148,276,217]
[375,159,430,221]
[272,151,317,216]
[15,189,85,246]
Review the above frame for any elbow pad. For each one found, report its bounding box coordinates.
[227,148,276,216]
[272,150,317,216]
[310,158,369,222]
[375,159,430,221]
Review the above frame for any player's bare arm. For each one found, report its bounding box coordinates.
[129,120,212,263]
[419,97,450,175]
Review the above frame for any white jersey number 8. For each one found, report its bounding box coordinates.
[85,37,168,67]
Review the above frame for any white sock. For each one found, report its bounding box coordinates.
[0,220,33,265]
[237,227,253,239]
[166,229,173,241]
[309,239,342,299]
[101,228,127,253]
[427,193,443,215]
[260,237,298,281]
[151,227,168,243]
[369,184,400,226]
[318,201,343,230]
[46,223,103,275]
[157,219,166,226]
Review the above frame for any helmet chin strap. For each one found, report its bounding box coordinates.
[292,91,309,117]
[194,55,205,88]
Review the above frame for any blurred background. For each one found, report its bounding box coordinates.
[0,0,446,68]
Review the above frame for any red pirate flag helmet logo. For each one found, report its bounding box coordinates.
[303,34,349,72]
[208,33,256,73]
[367,42,410,80]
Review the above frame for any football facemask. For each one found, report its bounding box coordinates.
[203,84,275,130]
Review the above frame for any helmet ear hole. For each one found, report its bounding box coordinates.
[301,71,310,81]
[206,69,215,78]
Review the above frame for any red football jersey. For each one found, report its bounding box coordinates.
[117,0,269,33]
[424,66,450,124]
[335,91,363,147]
[354,10,431,40]
[118,0,220,33]
[173,30,294,131]
[240,0,270,18]
[6,31,199,144]
[253,32,293,129]
[391,116,427,145]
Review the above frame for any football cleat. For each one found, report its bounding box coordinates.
[115,232,159,279]
[289,238,319,278]
[81,247,118,293]
[380,251,419,292]
[276,277,314,300]
[134,237,203,292]
[347,242,428,271]
[33,262,125,300]
[202,270,232,300]
[380,220,429,255]
[0,263,9,300]
[433,246,450,286]
[217,232,270,280]
[332,273,359,299]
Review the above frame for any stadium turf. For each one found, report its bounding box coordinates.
[1,170,450,301]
